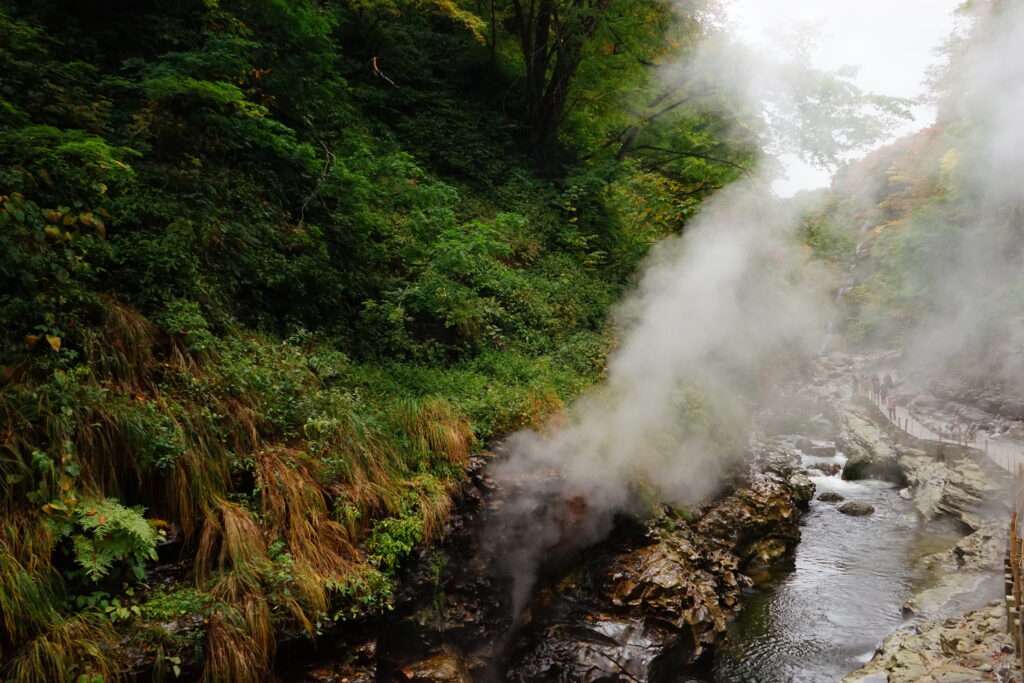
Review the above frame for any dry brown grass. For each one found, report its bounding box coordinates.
[0,550,56,650]
[80,297,159,394]
[167,439,232,539]
[0,509,55,572]
[402,474,456,543]
[256,448,356,574]
[2,613,122,682]
[394,397,473,465]
[195,499,270,583]
[202,610,265,683]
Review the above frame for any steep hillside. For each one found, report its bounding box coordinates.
[0,0,751,678]
[814,0,1024,391]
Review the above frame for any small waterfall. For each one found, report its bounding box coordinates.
[818,283,854,355]
[817,320,834,355]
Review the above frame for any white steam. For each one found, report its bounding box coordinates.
[897,2,1024,388]
[487,4,914,612]
[491,184,834,611]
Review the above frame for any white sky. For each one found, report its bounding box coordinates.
[725,0,964,195]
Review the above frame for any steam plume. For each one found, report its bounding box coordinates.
[488,7,909,613]
[491,183,834,611]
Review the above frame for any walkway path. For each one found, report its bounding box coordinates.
[859,389,1024,474]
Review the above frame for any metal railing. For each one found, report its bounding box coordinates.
[1008,488,1024,660]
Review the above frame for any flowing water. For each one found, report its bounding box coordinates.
[710,441,964,682]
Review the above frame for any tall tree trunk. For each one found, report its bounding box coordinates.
[506,0,607,172]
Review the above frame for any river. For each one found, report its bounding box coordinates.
[710,440,966,682]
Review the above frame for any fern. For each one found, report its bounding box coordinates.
[72,499,160,582]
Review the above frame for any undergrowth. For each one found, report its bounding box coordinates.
[0,0,734,678]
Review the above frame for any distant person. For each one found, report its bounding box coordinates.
[851,374,859,397]
[871,375,881,401]
[887,394,897,421]
[883,373,894,393]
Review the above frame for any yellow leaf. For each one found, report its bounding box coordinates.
[24,334,39,349]
[46,335,61,351]
[62,213,76,226]
[44,226,62,239]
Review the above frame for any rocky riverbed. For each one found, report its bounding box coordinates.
[290,443,814,682]
[843,602,1022,683]
[287,352,1020,682]
[817,353,1018,680]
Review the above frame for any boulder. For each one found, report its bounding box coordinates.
[842,453,905,484]
[843,602,1017,683]
[788,472,816,507]
[898,451,1010,528]
[504,458,805,681]
[812,462,843,476]
[838,501,875,516]
[402,646,473,683]
[507,617,691,683]
[817,491,845,503]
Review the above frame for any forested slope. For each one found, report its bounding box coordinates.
[0,1,754,678]
[814,0,1024,396]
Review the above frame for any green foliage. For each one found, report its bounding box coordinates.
[64,498,162,582]
[0,0,767,677]
[139,587,214,621]
[365,501,426,574]
[799,216,855,264]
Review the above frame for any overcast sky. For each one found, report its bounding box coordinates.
[725,0,964,195]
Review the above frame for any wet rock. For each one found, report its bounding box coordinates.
[745,538,790,566]
[795,439,838,457]
[298,640,377,682]
[504,454,804,681]
[401,646,472,683]
[901,519,1005,619]
[507,617,690,683]
[756,444,802,477]
[817,491,845,502]
[837,410,893,461]
[842,453,905,484]
[838,501,875,516]
[897,451,1010,529]
[788,472,816,506]
[812,462,843,476]
[844,602,1020,683]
